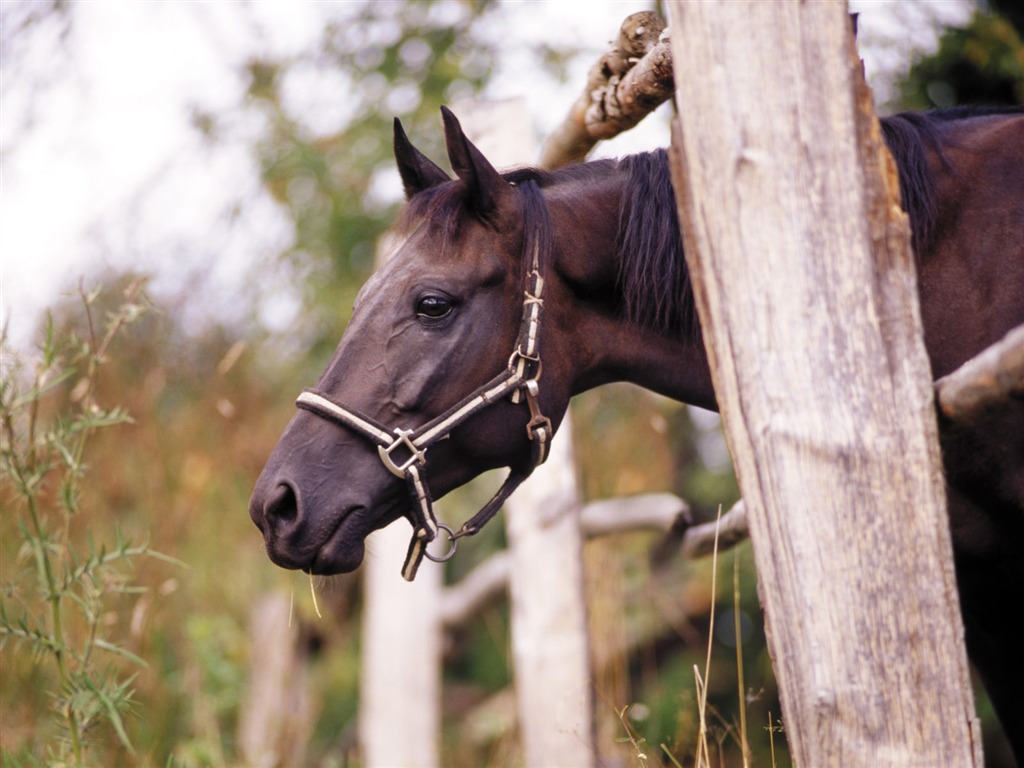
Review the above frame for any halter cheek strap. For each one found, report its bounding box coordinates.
[295,213,552,581]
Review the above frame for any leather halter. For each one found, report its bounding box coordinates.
[295,207,552,581]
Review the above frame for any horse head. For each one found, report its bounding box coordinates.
[249,108,577,578]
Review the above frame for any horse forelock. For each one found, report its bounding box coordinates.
[393,171,555,290]
[394,181,465,243]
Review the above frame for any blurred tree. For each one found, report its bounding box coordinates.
[205,0,514,364]
[0,0,74,147]
[899,0,1024,108]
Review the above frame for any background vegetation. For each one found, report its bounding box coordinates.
[2,1,1020,765]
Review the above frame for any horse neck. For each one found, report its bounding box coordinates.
[544,164,717,411]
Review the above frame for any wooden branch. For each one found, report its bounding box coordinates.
[587,494,750,560]
[540,12,672,169]
[936,324,1024,423]
[578,491,689,535]
[679,500,748,559]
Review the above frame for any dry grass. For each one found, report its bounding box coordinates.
[613,504,783,768]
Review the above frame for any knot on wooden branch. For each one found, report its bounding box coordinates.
[586,40,675,141]
[595,11,665,82]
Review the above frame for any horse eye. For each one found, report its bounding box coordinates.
[416,295,453,319]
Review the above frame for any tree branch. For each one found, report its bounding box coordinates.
[935,324,1024,424]
[579,491,689,535]
[680,500,749,559]
[540,12,672,169]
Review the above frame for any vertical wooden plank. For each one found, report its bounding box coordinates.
[358,207,445,768]
[665,1,980,764]
[238,592,316,768]
[360,521,442,768]
[504,417,594,768]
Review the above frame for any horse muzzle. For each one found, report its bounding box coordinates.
[248,416,409,574]
[249,479,359,573]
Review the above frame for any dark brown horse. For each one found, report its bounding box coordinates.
[250,106,1024,760]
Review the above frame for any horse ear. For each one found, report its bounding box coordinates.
[440,106,513,222]
[394,117,451,198]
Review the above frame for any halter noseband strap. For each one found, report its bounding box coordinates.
[295,212,552,581]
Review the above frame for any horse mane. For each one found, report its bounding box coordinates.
[395,105,1021,340]
[614,149,695,337]
[880,105,1023,251]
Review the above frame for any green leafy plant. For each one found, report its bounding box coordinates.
[1,281,176,765]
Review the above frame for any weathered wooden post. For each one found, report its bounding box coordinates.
[504,419,594,768]
[238,592,316,768]
[360,518,443,768]
[665,1,981,764]
[358,233,445,768]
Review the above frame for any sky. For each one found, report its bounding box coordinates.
[0,1,973,351]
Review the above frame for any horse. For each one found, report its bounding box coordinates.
[250,105,1024,761]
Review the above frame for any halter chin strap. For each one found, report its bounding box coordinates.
[295,224,552,581]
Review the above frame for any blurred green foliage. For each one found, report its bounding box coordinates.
[1,281,176,764]
[900,0,1023,107]
[226,0,506,363]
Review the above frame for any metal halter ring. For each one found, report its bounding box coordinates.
[423,523,458,563]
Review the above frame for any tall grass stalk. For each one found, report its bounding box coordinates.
[733,552,750,766]
[615,704,650,765]
[692,505,723,767]
[1,281,174,764]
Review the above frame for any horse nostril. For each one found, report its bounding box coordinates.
[265,483,299,526]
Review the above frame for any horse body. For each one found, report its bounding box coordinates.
[250,107,1024,760]
[912,111,1024,761]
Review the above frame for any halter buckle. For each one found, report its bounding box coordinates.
[526,410,553,443]
[508,346,541,372]
[378,428,427,477]
[523,379,552,442]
